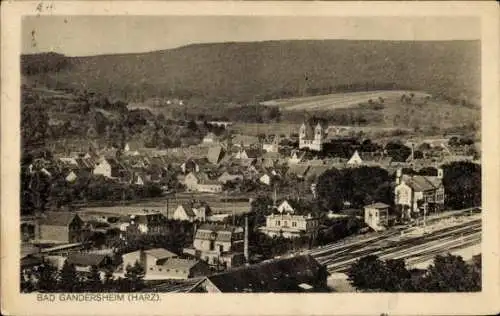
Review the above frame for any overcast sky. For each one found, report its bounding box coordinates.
[23,16,481,56]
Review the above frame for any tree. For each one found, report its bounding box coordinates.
[441,161,481,209]
[347,255,387,291]
[419,254,480,292]
[85,265,103,292]
[21,270,35,293]
[58,260,80,292]
[316,167,391,210]
[36,262,58,292]
[124,261,145,291]
[382,259,411,291]
[187,120,198,132]
[103,269,116,292]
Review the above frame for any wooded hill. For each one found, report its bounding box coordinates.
[22,40,480,106]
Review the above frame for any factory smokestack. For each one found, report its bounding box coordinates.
[244,215,249,264]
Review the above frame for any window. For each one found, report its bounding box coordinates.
[150,268,153,271]
[284,221,288,227]
[277,220,281,226]
[292,222,297,227]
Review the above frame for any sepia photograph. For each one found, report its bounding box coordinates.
[2,1,499,316]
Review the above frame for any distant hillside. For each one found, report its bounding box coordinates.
[22,40,480,105]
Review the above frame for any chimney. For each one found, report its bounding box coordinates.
[244,215,249,264]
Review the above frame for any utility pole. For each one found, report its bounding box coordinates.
[273,183,277,208]
[244,215,249,265]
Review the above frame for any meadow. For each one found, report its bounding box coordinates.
[261,90,431,111]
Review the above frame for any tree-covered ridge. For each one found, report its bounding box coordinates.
[22,40,480,105]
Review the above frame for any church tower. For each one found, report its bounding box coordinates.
[313,123,323,151]
[299,122,307,148]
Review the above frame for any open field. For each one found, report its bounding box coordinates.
[230,122,414,138]
[261,90,431,111]
[78,192,252,220]
[230,122,301,137]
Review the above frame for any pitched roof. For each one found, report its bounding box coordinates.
[207,145,225,164]
[305,165,330,180]
[261,152,281,160]
[195,224,243,242]
[38,212,80,226]
[144,248,178,260]
[103,157,124,169]
[232,134,259,146]
[243,149,262,159]
[179,204,197,217]
[364,202,390,209]
[66,253,109,267]
[200,255,326,293]
[402,175,442,192]
[287,164,310,177]
[347,150,363,163]
[203,132,217,140]
[160,258,202,270]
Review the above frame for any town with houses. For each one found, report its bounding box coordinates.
[21,117,482,293]
[19,16,482,294]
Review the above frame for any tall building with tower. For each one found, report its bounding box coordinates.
[299,121,324,151]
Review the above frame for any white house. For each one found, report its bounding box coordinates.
[347,150,363,165]
[364,202,390,231]
[65,170,78,182]
[217,171,244,184]
[184,172,223,193]
[120,248,210,280]
[263,136,280,153]
[259,173,272,186]
[93,158,123,179]
[202,132,218,144]
[172,202,210,222]
[260,211,319,239]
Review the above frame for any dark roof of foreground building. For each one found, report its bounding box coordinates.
[191,255,328,293]
[402,174,442,192]
[66,253,110,267]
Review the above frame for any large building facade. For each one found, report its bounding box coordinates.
[394,168,445,220]
[259,200,320,239]
[183,224,246,270]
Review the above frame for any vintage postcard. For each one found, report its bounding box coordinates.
[1,1,499,315]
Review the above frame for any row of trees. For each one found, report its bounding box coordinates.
[315,162,481,213]
[316,166,393,211]
[21,169,170,215]
[347,254,481,292]
[21,260,146,293]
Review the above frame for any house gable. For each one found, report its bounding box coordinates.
[277,200,295,214]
